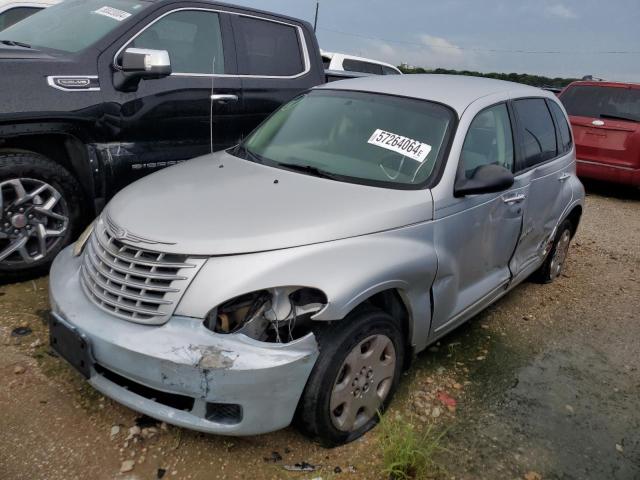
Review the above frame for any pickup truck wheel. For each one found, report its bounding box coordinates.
[296,307,404,446]
[531,219,573,284]
[0,153,83,282]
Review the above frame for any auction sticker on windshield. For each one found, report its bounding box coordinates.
[368,129,432,163]
[93,6,131,21]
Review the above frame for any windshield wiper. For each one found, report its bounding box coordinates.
[277,162,341,180]
[600,113,639,123]
[1,40,32,48]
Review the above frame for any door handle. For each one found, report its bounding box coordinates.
[210,94,238,103]
[502,193,526,205]
[558,172,571,182]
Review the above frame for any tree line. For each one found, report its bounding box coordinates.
[398,66,578,89]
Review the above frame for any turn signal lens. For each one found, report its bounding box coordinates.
[72,221,95,257]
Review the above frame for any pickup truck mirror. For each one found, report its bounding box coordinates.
[113,48,171,92]
[454,164,515,197]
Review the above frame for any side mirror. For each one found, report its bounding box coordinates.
[454,164,514,197]
[113,48,171,92]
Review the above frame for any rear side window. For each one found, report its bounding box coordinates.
[513,98,558,170]
[561,85,640,123]
[131,10,225,74]
[234,16,304,76]
[461,103,514,179]
[548,100,572,154]
[0,6,41,31]
[382,65,400,75]
[343,59,383,75]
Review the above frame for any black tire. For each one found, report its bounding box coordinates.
[296,307,405,447]
[0,152,85,283]
[531,219,573,284]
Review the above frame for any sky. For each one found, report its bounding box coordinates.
[229,0,640,81]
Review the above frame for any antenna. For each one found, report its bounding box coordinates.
[313,2,319,32]
[210,56,215,153]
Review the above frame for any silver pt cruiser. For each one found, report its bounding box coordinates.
[49,75,584,446]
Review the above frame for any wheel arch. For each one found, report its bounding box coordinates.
[0,127,98,216]
[336,286,417,367]
[566,204,583,237]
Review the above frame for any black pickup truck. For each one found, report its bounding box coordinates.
[0,0,328,280]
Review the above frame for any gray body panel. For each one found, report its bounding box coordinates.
[49,75,585,436]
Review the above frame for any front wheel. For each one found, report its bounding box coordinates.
[531,219,573,284]
[296,307,405,446]
[0,152,84,282]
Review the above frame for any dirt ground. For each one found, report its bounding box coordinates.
[1,182,639,480]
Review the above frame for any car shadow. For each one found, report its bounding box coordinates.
[582,178,640,201]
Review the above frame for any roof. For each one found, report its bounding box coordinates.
[316,74,552,115]
[565,80,640,90]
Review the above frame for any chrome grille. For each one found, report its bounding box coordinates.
[80,219,203,324]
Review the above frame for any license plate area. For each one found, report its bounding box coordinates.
[49,315,92,379]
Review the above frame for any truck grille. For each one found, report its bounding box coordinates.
[80,219,203,324]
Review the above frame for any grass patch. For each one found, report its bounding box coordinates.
[378,413,445,479]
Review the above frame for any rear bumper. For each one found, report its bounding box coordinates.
[576,159,640,187]
[49,246,319,436]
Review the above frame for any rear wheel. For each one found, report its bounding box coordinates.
[296,307,404,446]
[0,152,84,282]
[531,219,573,283]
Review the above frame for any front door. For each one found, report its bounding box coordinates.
[98,7,242,196]
[431,102,524,334]
[509,98,573,277]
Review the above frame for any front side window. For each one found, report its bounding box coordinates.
[130,10,224,74]
[0,6,41,31]
[0,0,151,53]
[343,59,383,75]
[236,90,455,189]
[561,85,640,123]
[514,98,558,170]
[461,103,514,179]
[234,16,304,76]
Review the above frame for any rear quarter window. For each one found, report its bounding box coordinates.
[234,16,305,77]
[0,6,41,31]
[343,59,383,75]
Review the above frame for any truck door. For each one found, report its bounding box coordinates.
[98,7,242,196]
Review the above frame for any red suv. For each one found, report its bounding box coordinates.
[560,81,640,187]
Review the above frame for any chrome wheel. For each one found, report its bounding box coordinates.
[549,228,571,279]
[330,334,397,432]
[0,178,69,265]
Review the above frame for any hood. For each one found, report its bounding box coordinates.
[106,151,433,256]
[0,44,57,60]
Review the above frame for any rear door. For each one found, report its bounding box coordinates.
[230,13,324,138]
[509,97,573,278]
[561,84,640,173]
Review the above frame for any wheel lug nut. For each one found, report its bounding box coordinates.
[28,214,34,219]
[19,208,24,213]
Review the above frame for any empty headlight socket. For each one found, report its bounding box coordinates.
[204,288,327,343]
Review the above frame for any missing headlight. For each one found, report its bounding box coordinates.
[204,287,327,343]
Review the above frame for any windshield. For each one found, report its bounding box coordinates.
[561,85,640,123]
[0,0,151,53]
[237,90,455,188]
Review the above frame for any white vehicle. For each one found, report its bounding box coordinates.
[322,50,402,76]
[0,0,59,30]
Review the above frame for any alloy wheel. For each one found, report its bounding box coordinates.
[329,334,397,432]
[0,178,69,265]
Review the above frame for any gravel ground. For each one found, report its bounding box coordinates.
[0,184,638,480]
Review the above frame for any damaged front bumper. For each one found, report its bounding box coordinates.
[49,246,319,436]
